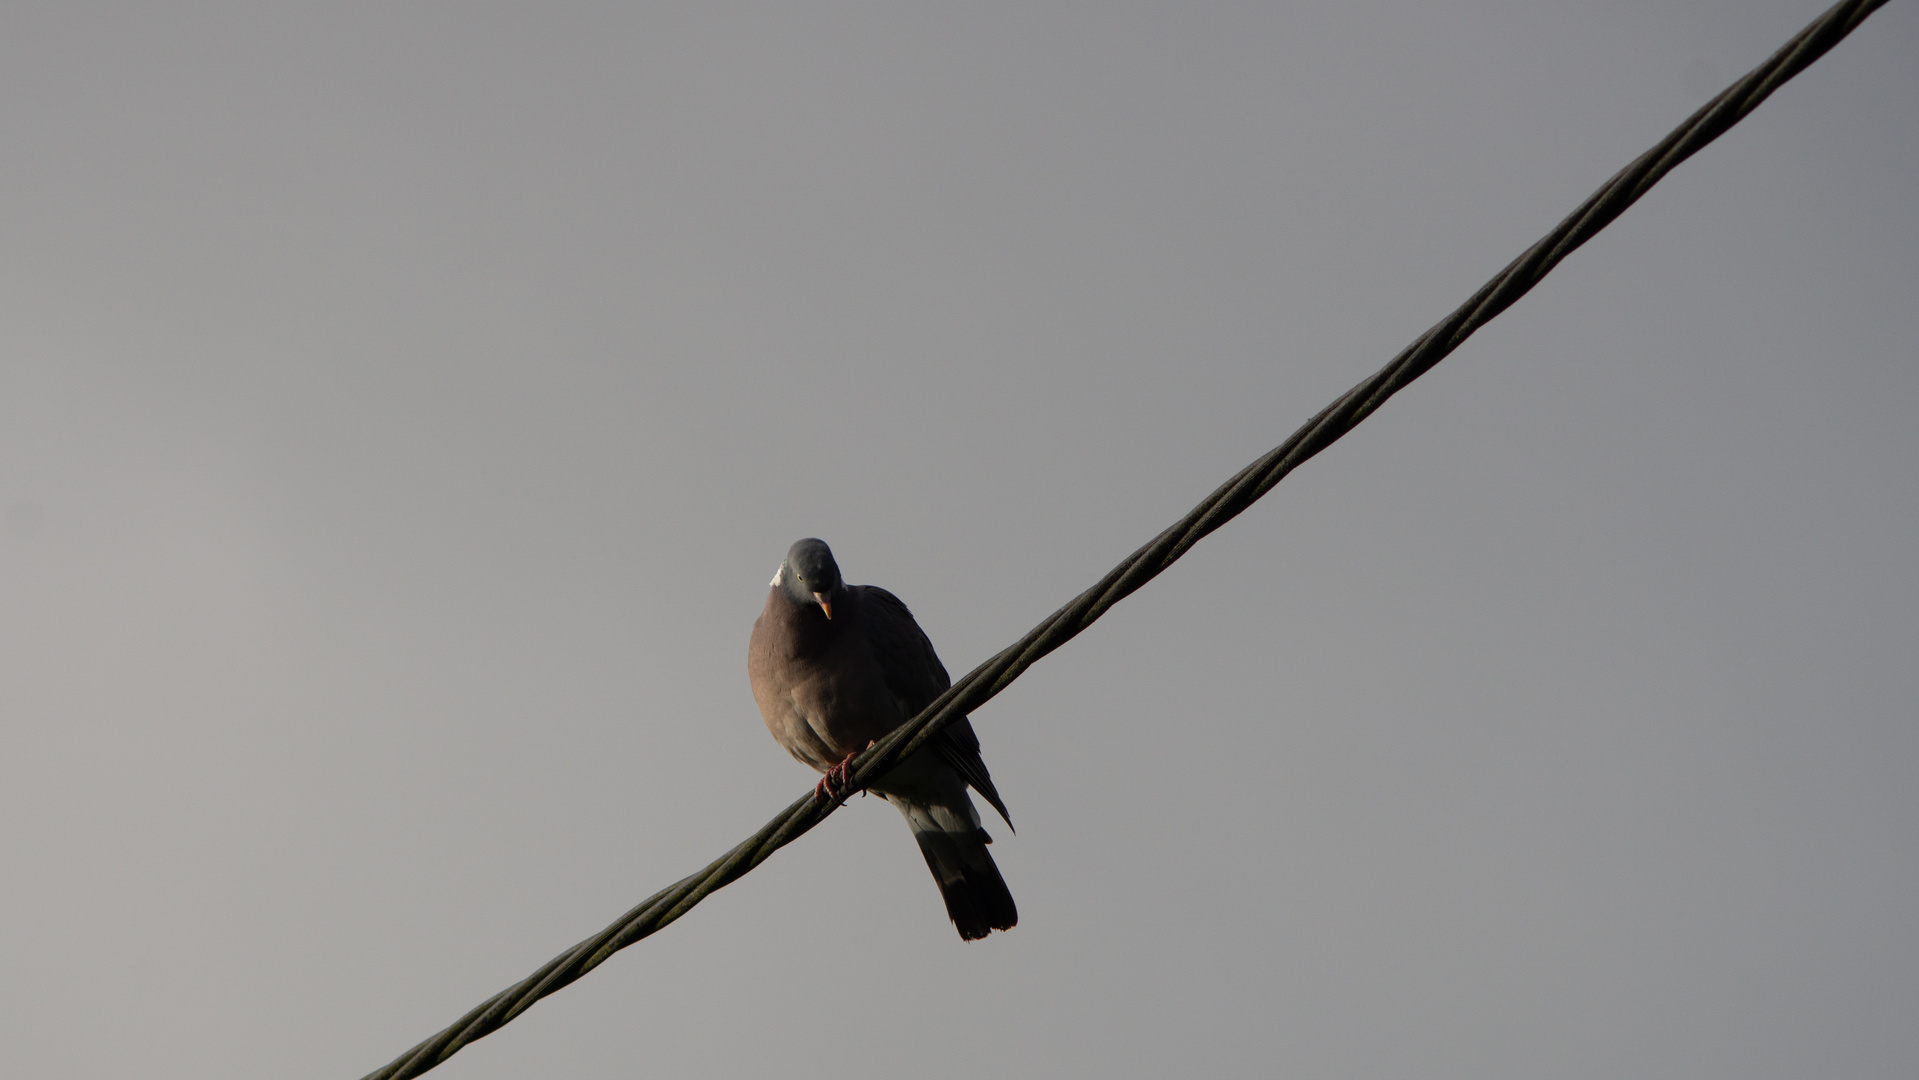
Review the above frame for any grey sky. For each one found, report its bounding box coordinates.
[2,3,1914,1078]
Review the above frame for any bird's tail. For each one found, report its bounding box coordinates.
[888,795,1017,941]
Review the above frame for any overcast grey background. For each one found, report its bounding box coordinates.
[2,2,1914,1078]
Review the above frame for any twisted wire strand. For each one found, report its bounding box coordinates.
[360,2,1890,1075]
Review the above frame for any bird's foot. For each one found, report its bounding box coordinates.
[813,741,877,807]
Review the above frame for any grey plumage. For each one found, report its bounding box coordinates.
[748,538,1016,941]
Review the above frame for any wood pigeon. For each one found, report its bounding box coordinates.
[748,538,1016,941]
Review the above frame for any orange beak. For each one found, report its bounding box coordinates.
[814,593,833,620]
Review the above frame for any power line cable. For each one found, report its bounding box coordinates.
[359,2,1893,1075]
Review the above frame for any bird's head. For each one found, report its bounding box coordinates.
[774,537,842,619]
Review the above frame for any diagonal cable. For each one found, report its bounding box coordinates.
[359,2,1892,1076]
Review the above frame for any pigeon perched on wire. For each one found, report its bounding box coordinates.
[748,538,1016,941]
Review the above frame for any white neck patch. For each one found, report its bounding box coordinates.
[769,563,784,588]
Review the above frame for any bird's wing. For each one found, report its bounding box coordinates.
[859,585,1013,830]
[858,585,950,709]
[934,716,1013,832]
